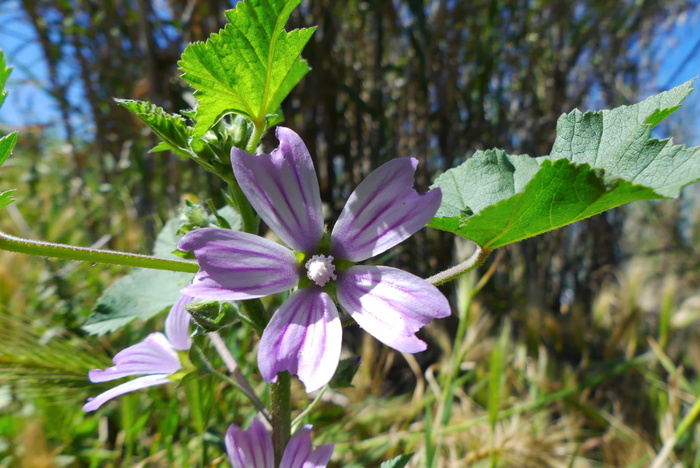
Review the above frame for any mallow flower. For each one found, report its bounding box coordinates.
[226,418,333,468]
[82,295,193,412]
[178,127,450,392]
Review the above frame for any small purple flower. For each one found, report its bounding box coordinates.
[82,295,193,412]
[179,127,450,392]
[226,418,333,468]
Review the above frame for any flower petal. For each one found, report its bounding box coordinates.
[336,265,451,353]
[258,288,341,393]
[280,424,334,468]
[179,227,300,300]
[330,157,442,261]
[231,127,324,253]
[225,418,274,468]
[88,333,181,383]
[82,374,172,412]
[164,295,193,351]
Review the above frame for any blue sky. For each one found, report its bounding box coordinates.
[0,2,699,144]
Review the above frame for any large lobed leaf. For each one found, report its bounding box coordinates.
[430,80,700,249]
[179,0,315,137]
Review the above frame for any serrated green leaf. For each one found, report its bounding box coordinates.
[545,80,699,198]
[456,159,660,249]
[429,149,540,234]
[379,454,414,468]
[116,99,192,158]
[179,0,315,137]
[430,80,700,249]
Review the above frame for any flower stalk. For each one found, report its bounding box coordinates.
[270,372,292,465]
[426,245,491,286]
[0,230,198,273]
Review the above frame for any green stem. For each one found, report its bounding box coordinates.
[291,385,327,430]
[225,177,259,234]
[222,118,266,235]
[270,372,292,465]
[240,298,270,332]
[0,231,198,273]
[246,121,266,154]
[426,246,491,286]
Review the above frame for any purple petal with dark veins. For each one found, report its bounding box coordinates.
[179,227,300,300]
[330,157,442,262]
[258,288,341,393]
[82,374,173,412]
[87,333,181,383]
[336,265,451,353]
[225,418,274,468]
[280,424,334,468]
[231,127,324,253]
[164,295,193,351]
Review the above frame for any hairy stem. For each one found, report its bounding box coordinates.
[226,178,259,234]
[246,121,266,154]
[426,245,492,286]
[0,231,198,273]
[270,372,292,465]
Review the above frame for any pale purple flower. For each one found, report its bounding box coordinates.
[226,418,333,468]
[179,127,450,392]
[82,295,193,412]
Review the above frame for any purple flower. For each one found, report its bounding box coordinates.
[179,127,450,392]
[82,295,193,412]
[226,418,333,468]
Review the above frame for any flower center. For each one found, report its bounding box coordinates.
[305,254,337,287]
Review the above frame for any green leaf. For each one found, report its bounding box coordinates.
[83,216,194,335]
[0,131,17,168]
[329,356,361,389]
[0,50,12,110]
[429,149,540,235]
[179,0,315,137]
[430,79,700,249]
[458,159,660,249]
[186,300,239,333]
[116,99,192,158]
[83,206,241,335]
[0,132,18,208]
[0,190,14,209]
[0,54,17,208]
[379,454,414,468]
[82,268,193,336]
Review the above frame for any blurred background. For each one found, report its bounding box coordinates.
[1,0,700,466]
